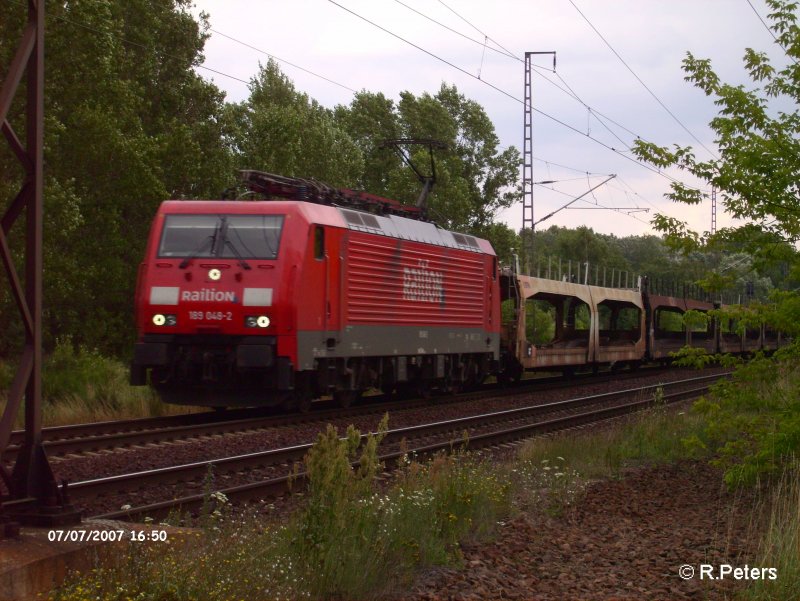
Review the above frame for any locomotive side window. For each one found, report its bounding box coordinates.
[314,226,325,259]
[158,214,284,259]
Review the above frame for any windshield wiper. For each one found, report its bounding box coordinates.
[216,217,251,270]
[177,217,251,270]
[178,235,214,269]
[178,220,221,269]
[224,239,252,270]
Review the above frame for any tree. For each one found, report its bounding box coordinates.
[0,0,235,357]
[233,60,363,187]
[335,83,521,233]
[632,0,800,485]
[632,0,800,269]
[332,91,405,194]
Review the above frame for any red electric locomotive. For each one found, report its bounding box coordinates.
[131,171,500,410]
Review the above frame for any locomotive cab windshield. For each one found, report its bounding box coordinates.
[158,214,284,261]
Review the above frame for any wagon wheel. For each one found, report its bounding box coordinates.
[498,360,523,387]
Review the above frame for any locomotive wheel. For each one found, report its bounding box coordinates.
[441,380,461,395]
[334,390,359,409]
[279,393,295,413]
[296,393,312,413]
[280,378,313,413]
[281,390,312,413]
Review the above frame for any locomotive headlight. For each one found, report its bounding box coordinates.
[245,315,271,328]
[152,313,177,327]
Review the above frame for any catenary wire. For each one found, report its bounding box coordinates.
[745,0,799,64]
[533,182,652,225]
[392,0,649,150]
[4,0,689,225]
[328,0,708,195]
[568,0,719,161]
[210,29,358,93]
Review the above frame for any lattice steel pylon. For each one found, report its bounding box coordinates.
[711,187,717,235]
[521,51,555,273]
[0,0,80,531]
[522,53,534,241]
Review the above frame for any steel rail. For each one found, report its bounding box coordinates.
[4,365,686,461]
[87,374,721,520]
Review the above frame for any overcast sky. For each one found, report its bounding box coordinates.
[191,0,789,239]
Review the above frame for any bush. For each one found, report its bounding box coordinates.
[292,418,510,598]
[0,340,162,426]
[688,343,800,486]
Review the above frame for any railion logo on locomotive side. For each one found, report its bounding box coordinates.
[403,260,444,303]
[181,288,237,303]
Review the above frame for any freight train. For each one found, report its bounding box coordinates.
[130,171,779,410]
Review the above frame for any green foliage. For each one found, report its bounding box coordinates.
[525,299,556,345]
[692,343,800,486]
[769,290,800,337]
[335,84,521,232]
[512,456,585,517]
[471,221,522,268]
[658,309,685,332]
[682,309,710,332]
[51,427,512,601]
[1,0,236,358]
[0,359,13,392]
[631,0,800,283]
[669,346,724,369]
[518,402,710,482]
[49,512,303,601]
[294,416,388,597]
[234,60,364,187]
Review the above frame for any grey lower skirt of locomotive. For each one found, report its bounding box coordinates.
[130,332,497,409]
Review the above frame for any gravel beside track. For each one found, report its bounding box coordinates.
[10,367,677,461]
[51,367,725,486]
[56,368,723,518]
[395,461,759,601]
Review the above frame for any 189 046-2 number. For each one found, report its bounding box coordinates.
[188,311,232,321]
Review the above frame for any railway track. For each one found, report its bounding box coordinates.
[81,372,723,521]
[3,365,692,462]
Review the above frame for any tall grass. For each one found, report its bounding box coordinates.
[0,340,169,427]
[517,398,710,481]
[740,466,800,600]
